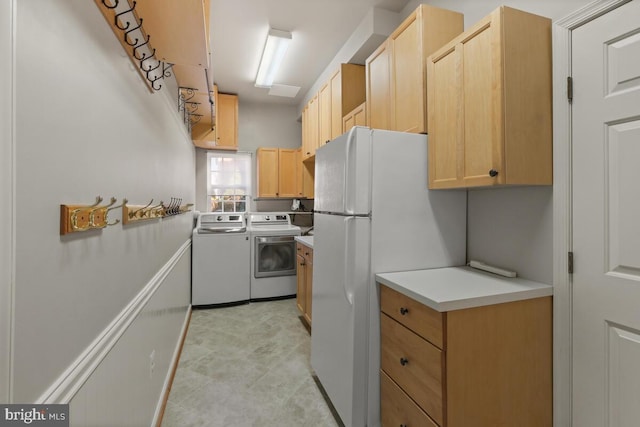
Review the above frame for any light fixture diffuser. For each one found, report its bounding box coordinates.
[255,29,292,88]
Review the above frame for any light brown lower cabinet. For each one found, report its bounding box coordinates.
[296,243,313,327]
[380,284,552,427]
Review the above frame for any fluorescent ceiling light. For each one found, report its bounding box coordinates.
[255,29,292,88]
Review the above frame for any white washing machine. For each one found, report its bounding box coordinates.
[247,213,301,300]
[191,212,250,307]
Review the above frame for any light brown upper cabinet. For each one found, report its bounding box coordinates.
[136,0,211,68]
[366,42,391,131]
[343,102,367,134]
[426,6,552,189]
[303,95,319,159]
[214,93,238,150]
[318,82,332,148]
[366,5,463,134]
[256,148,298,198]
[302,64,365,160]
[329,64,366,140]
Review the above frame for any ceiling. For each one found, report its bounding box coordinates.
[209,0,410,106]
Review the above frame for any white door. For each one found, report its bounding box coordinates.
[572,1,640,425]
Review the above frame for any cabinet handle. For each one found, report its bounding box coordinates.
[276,192,279,196]
[305,252,309,256]
[306,152,310,155]
[399,307,409,315]
[400,425,407,427]
[400,357,408,366]
[489,169,499,177]
[326,140,330,144]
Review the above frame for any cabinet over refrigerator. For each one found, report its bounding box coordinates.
[311,127,466,427]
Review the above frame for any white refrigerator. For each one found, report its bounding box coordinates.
[311,127,466,427]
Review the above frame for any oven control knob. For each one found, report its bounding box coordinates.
[217,215,223,221]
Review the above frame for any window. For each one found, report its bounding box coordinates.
[207,152,252,212]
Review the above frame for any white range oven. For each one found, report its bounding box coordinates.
[247,213,301,300]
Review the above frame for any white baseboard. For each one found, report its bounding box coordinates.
[152,305,192,427]
[36,240,191,404]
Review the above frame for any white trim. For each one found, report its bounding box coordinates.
[552,1,631,426]
[36,240,192,404]
[0,0,16,404]
[151,305,192,427]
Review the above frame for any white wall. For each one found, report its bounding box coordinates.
[195,101,302,212]
[0,0,15,404]
[11,0,194,420]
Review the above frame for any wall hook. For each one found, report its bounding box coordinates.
[163,63,174,79]
[101,0,120,9]
[104,198,127,226]
[89,197,118,229]
[131,199,153,219]
[123,18,143,47]
[70,196,103,232]
[132,36,151,61]
[150,76,163,91]
[143,57,161,73]
[114,1,138,31]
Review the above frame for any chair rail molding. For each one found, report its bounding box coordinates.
[0,0,16,404]
[552,0,631,426]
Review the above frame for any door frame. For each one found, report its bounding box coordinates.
[552,0,632,425]
[0,0,15,404]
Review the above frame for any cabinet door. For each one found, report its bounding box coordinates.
[342,102,366,134]
[366,41,390,130]
[330,69,343,140]
[278,148,298,198]
[460,12,504,187]
[390,10,423,133]
[301,105,308,158]
[296,251,306,316]
[343,113,356,134]
[295,148,303,197]
[353,103,366,126]
[306,94,319,158]
[427,45,463,188]
[256,147,278,197]
[216,93,238,149]
[318,82,332,147]
[304,249,313,325]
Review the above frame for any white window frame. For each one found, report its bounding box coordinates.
[206,151,252,213]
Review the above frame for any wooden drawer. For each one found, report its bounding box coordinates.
[380,313,444,425]
[381,370,438,427]
[380,284,444,349]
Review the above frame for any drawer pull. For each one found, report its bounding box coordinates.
[400,357,409,366]
[399,307,409,315]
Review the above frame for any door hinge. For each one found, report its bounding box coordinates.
[567,77,573,103]
[568,251,574,274]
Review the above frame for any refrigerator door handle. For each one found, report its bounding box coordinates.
[342,216,354,306]
[342,126,358,215]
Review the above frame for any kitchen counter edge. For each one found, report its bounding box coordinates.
[376,266,553,312]
[294,236,314,248]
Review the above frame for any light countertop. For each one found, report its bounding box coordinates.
[294,236,314,248]
[375,266,553,312]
